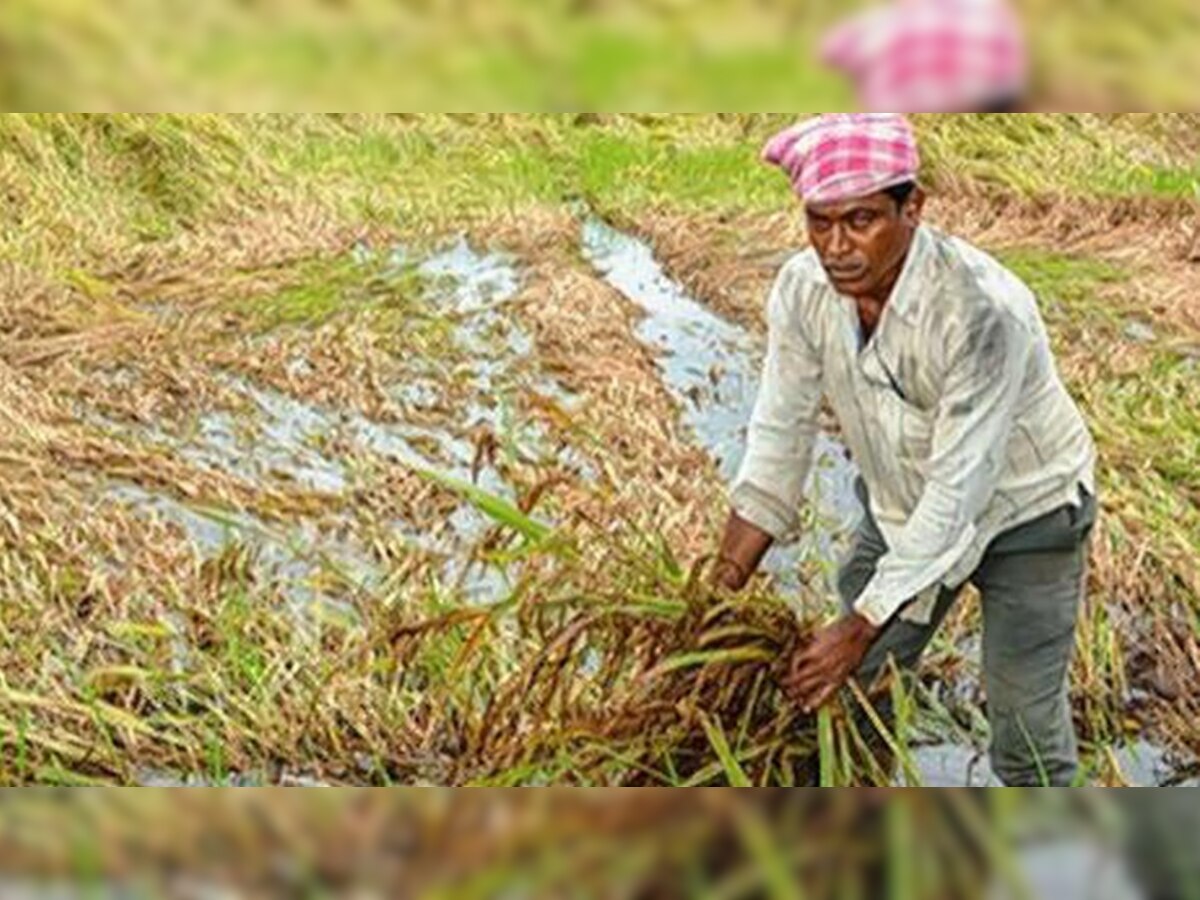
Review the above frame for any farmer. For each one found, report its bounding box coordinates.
[711,113,1096,786]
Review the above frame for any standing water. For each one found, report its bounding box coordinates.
[106,237,582,614]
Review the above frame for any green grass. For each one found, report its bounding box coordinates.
[1002,248,1199,521]
[919,114,1200,198]
[575,130,787,213]
[0,1,852,111]
[224,255,431,335]
[1000,249,1131,326]
[2,113,1196,299]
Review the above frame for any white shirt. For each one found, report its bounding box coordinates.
[731,224,1096,626]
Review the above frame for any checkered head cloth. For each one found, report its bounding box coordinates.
[762,113,920,205]
[821,0,1027,112]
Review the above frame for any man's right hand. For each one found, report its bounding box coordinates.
[710,555,751,592]
[709,511,775,592]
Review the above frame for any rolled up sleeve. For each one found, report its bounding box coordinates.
[729,262,824,542]
[853,306,1033,626]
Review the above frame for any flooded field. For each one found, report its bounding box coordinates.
[1,114,1197,792]
[56,210,1189,788]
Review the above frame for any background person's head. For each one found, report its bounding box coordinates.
[820,0,1028,113]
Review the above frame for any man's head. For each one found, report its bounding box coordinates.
[805,180,925,298]
[763,114,924,298]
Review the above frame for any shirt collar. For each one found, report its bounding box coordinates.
[884,224,936,324]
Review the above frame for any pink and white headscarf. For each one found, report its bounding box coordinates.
[821,0,1027,112]
[762,113,920,205]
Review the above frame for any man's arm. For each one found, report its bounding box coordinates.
[709,511,775,591]
[722,258,825,587]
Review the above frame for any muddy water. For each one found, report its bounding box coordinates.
[106,237,584,617]
[390,238,585,598]
[997,839,1143,900]
[897,738,1189,787]
[106,483,379,623]
[102,383,390,618]
[1106,740,1199,787]
[114,237,578,785]
[580,217,862,593]
[183,381,350,494]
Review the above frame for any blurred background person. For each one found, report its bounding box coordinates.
[821,0,1029,112]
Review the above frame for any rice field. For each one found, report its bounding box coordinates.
[0,114,1197,789]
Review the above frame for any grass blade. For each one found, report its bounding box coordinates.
[643,647,774,681]
[817,707,837,787]
[699,713,752,787]
[734,807,806,900]
[415,467,553,543]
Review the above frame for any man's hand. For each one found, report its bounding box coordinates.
[709,511,774,592]
[785,614,881,714]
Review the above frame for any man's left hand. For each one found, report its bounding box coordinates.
[785,614,881,714]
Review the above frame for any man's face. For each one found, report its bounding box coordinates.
[805,188,924,298]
